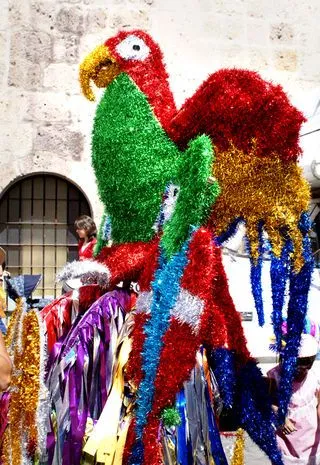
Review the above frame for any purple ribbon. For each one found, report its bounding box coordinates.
[46,289,130,465]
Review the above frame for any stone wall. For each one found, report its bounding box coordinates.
[0,0,319,219]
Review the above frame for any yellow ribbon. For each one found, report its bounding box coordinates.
[82,336,132,465]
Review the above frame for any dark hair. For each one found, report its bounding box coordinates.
[74,215,97,239]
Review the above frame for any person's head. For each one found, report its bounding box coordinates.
[294,334,318,382]
[74,215,97,240]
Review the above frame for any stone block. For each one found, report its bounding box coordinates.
[10,30,53,63]
[219,17,246,44]
[55,6,84,34]
[53,34,80,63]
[273,49,297,72]
[0,89,29,122]
[8,0,31,27]
[83,0,112,4]
[247,19,269,46]
[128,0,154,5]
[85,8,108,33]
[270,22,294,44]
[43,63,79,94]
[25,92,71,123]
[219,44,246,68]
[0,32,8,86]
[109,9,150,31]
[245,47,270,71]
[8,60,43,90]
[246,0,273,19]
[298,52,320,82]
[0,122,33,158]
[30,1,56,31]
[32,151,70,172]
[208,0,245,16]
[0,0,8,31]
[79,32,107,58]
[34,125,84,160]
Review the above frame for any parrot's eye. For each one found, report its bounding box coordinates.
[116,35,150,61]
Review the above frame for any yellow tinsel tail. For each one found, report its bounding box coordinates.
[231,428,245,465]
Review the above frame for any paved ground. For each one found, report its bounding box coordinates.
[221,434,272,465]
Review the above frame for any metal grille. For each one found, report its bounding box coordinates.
[0,174,92,298]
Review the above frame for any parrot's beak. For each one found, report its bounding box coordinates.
[79,45,121,101]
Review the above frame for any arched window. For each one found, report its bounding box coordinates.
[0,174,92,298]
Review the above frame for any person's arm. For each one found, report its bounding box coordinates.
[0,332,11,391]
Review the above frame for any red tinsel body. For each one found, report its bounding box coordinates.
[152,319,200,416]
[126,313,148,388]
[97,238,159,289]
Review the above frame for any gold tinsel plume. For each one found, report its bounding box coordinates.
[212,144,310,271]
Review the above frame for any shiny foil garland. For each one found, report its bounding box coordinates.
[270,238,292,351]
[236,360,283,465]
[208,348,236,410]
[276,214,314,424]
[45,290,129,465]
[212,144,310,270]
[134,238,191,446]
[1,305,41,465]
[230,429,245,465]
[246,222,265,326]
[168,68,305,162]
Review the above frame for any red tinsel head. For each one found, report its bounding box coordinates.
[105,30,177,130]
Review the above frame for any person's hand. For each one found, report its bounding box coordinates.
[279,418,297,435]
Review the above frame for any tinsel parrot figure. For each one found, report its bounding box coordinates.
[71,30,313,465]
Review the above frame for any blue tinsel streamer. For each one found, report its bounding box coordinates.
[246,222,265,326]
[215,217,242,246]
[129,440,144,465]
[208,348,236,409]
[270,238,292,352]
[277,212,314,424]
[237,360,284,465]
[176,390,192,465]
[133,234,192,456]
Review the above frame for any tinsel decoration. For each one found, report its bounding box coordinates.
[91,71,217,255]
[81,30,177,133]
[207,348,236,409]
[94,210,109,256]
[246,221,265,326]
[161,407,181,427]
[56,259,110,284]
[215,217,242,247]
[162,136,220,258]
[1,305,42,465]
[270,238,292,351]
[169,68,305,161]
[230,429,245,465]
[79,29,310,465]
[44,290,130,465]
[236,360,283,465]
[211,144,309,269]
[276,213,314,424]
[135,238,191,443]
